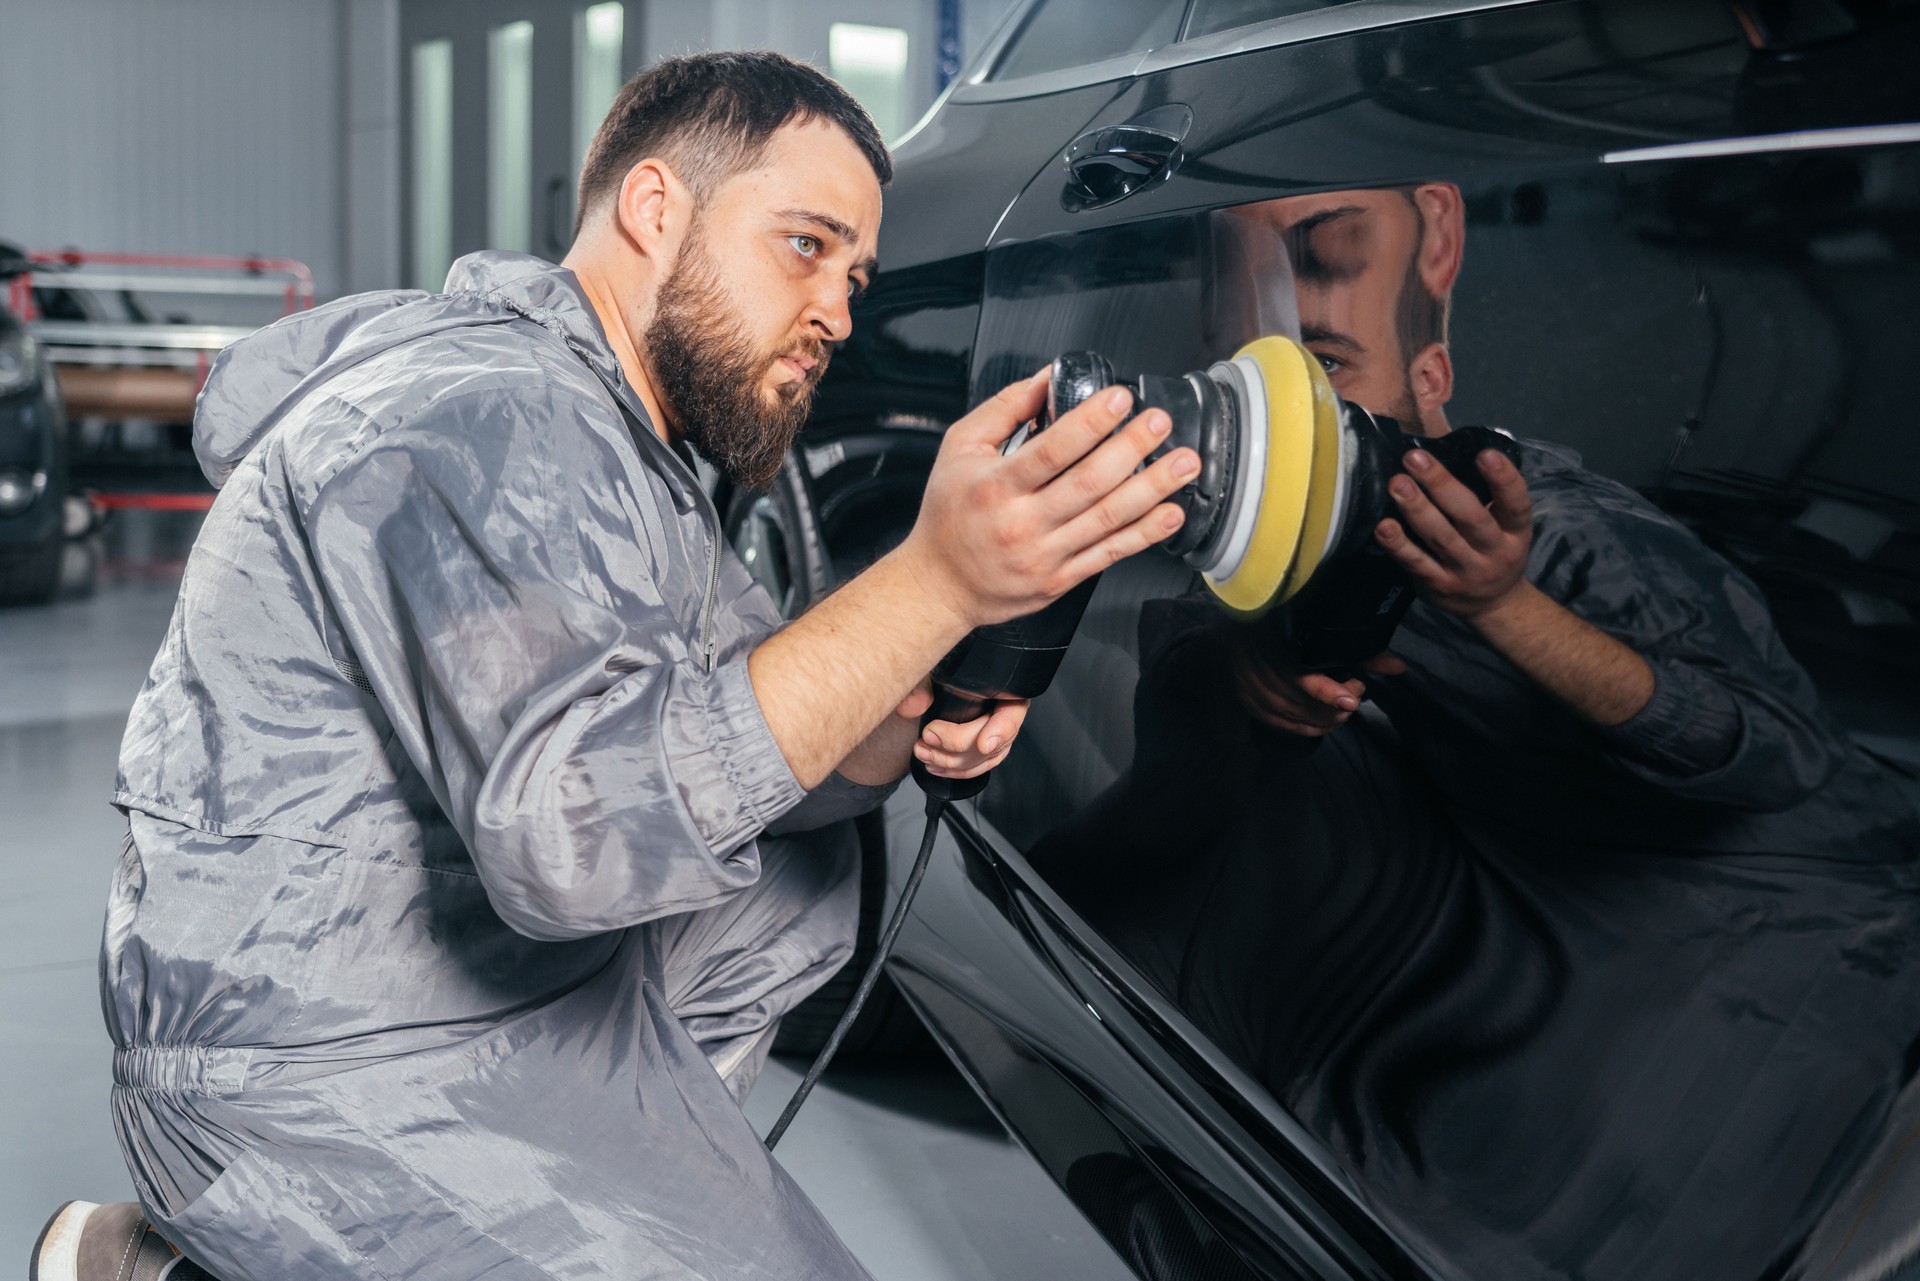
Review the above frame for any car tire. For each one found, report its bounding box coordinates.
[0,528,62,605]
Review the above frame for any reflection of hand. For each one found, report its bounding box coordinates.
[1375,449,1533,618]
[1233,646,1406,738]
[895,683,1032,780]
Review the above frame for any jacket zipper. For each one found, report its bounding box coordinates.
[596,368,723,673]
[699,525,720,673]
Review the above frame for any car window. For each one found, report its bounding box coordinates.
[989,0,1189,81]
[1182,0,1360,41]
[973,156,1920,1280]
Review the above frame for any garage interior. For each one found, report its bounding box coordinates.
[0,2,1132,1276]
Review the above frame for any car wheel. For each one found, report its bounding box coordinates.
[0,528,62,605]
[719,454,833,617]
[720,449,928,1060]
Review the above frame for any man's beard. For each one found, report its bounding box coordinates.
[644,230,826,491]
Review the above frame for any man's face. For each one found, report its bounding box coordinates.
[646,119,882,490]
[1226,190,1425,424]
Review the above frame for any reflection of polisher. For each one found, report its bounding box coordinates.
[917,334,1519,795]
[765,336,1518,1147]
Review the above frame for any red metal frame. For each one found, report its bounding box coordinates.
[7,248,315,322]
[87,491,217,512]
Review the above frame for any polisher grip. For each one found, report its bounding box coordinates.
[909,686,996,801]
[924,686,993,726]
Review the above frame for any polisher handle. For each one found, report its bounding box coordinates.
[909,686,995,801]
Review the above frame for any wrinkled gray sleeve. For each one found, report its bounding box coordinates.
[1535,486,1848,810]
[767,771,898,835]
[304,389,807,942]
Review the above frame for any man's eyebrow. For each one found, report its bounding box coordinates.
[1299,324,1363,353]
[777,207,879,280]
[1289,205,1366,236]
[1287,205,1368,284]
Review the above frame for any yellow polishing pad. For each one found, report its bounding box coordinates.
[1278,349,1343,604]
[1206,336,1317,615]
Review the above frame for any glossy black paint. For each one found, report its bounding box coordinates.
[780,3,1920,1278]
[0,298,67,558]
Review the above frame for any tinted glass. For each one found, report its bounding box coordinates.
[974,157,1920,1280]
[1183,0,1358,40]
[990,0,1188,81]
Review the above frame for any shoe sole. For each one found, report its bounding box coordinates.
[29,1200,99,1281]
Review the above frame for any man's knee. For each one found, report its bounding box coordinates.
[760,819,861,965]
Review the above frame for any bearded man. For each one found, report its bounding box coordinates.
[33,53,1199,1281]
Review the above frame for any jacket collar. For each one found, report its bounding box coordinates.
[444,251,704,510]
[445,251,627,388]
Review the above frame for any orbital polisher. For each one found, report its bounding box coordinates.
[915,334,1519,767]
[764,336,1517,1147]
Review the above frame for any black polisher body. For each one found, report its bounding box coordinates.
[914,351,1520,790]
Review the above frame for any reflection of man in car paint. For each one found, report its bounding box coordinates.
[1037,184,1920,1281]
[1222,184,1460,436]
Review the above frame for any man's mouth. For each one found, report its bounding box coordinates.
[777,353,819,381]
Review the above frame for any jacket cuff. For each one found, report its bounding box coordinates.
[1592,659,1742,779]
[696,660,806,849]
[766,771,901,835]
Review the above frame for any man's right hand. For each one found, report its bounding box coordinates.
[750,370,1199,791]
[895,368,1200,628]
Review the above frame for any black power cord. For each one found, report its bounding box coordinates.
[764,791,949,1150]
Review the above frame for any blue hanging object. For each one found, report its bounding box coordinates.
[937,0,963,90]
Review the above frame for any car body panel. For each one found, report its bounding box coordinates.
[792,3,1920,1277]
[0,299,67,553]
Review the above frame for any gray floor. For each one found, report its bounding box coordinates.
[0,512,1129,1280]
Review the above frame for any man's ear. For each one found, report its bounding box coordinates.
[1411,183,1465,299]
[1409,341,1454,433]
[613,158,691,262]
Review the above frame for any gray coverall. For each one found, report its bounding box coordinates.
[103,252,886,1280]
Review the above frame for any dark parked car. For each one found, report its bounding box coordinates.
[0,245,69,603]
[724,1,1920,1276]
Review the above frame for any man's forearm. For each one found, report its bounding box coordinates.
[1468,581,1655,727]
[749,546,971,791]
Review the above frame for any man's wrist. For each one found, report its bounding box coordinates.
[877,539,978,642]
[1462,579,1544,638]
[839,709,918,785]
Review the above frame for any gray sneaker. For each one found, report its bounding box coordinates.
[29,1202,215,1281]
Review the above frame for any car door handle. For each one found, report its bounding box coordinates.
[1062,104,1193,212]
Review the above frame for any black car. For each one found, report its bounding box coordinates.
[0,245,69,604]
[723,1,1920,1276]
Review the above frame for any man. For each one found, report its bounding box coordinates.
[1218,182,1460,438]
[33,53,1199,1281]
[1037,183,1920,1280]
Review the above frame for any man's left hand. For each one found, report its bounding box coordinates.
[1375,447,1533,618]
[898,684,1031,780]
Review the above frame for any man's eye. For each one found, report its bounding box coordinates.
[1314,352,1342,375]
[788,235,820,258]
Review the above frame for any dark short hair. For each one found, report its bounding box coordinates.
[575,50,892,237]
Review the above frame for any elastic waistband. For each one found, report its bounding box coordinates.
[113,1045,255,1094]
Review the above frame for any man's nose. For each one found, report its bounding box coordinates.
[805,281,853,344]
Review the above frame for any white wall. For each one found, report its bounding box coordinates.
[344,0,404,296]
[0,0,372,301]
[0,0,1016,305]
